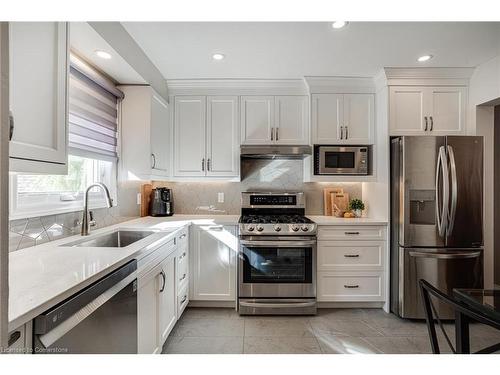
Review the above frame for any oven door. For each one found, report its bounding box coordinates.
[318,147,366,175]
[239,238,316,298]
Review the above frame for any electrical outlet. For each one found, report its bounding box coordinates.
[136,193,141,205]
[218,192,224,203]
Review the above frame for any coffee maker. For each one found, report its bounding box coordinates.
[149,188,173,217]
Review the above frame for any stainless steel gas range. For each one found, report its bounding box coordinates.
[238,191,317,315]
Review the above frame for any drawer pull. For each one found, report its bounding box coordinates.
[179,273,187,282]
[344,284,360,289]
[8,331,21,347]
[344,254,360,258]
[181,295,187,304]
[179,234,187,239]
[344,231,360,235]
[179,252,187,260]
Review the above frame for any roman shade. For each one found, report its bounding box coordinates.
[68,56,123,160]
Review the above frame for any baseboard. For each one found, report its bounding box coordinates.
[188,300,237,308]
[317,302,385,309]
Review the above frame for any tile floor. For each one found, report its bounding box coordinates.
[162,307,500,354]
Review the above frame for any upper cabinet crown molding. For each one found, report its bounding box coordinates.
[383,67,474,87]
[166,79,308,96]
[304,76,376,94]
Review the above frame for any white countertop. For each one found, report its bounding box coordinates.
[307,215,388,225]
[8,213,383,330]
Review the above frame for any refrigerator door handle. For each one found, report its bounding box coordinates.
[435,146,449,238]
[409,251,482,260]
[447,145,458,235]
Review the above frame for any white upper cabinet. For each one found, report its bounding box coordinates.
[190,225,237,301]
[274,96,309,145]
[206,96,239,176]
[312,93,374,145]
[240,96,274,144]
[240,95,309,145]
[120,86,170,180]
[427,87,467,135]
[9,22,69,174]
[343,94,374,144]
[173,95,239,178]
[174,96,206,176]
[150,94,170,177]
[389,86,467,136]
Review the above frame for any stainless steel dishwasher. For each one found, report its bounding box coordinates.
[33,260,138,354]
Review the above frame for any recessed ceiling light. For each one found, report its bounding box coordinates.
[417,54,433,62]
[212,53,225,61]
[332,21,348,29]
[95,50,112,60]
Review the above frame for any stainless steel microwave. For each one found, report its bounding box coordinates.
[314,145,369,175]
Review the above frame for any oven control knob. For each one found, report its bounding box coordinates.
[256,225,264,232]
[301,225,309,232]
[291,224,300,232]
[273,224,282,232]
[247,225,255,232]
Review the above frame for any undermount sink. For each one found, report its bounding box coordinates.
[62,230,157,248]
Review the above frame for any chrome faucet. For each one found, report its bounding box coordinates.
[81,183,113,236]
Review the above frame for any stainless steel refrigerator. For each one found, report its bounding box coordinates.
[390,136,484,319]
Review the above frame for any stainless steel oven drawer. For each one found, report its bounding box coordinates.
[238,299,317,315]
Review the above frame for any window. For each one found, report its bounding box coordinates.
[9,53,123,220]
[10,155,116,219]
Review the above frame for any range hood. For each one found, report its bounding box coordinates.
[240,145,312,159]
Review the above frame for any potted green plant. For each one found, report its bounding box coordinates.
[349,198,365,218]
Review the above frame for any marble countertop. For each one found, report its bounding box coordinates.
[8,213,383,331]
[307,216,388,225]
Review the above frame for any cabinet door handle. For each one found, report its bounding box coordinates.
[271,127,274,141]
[340,126,344,140]
[424,116,428,131]
[201,158,205,171]
[151,153,156,169]
[344,284,360,289]
[179,234,187,240]
[207,158,211,171]
[344,254,360,258]
[180,295,187,304]
[8,331,21,347]
[344,231,360,235]
[208,225,224,231]
[179,251,187,260]
[276,127,279,141]
[430,116,434,131]
[9,111,14,141]
[345,126,348,139]
[179,273,186,282]
[159,271,166,293]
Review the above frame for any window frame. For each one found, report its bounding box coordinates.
[9,155,118,220]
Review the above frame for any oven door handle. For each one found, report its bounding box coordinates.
[239,301,317,309]
[239,240,317,247]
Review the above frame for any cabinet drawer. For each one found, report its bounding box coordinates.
[177,255,189,292]
[177,228,188,249]
[177,284,189,319]
[7,325,27,353]
[318,225,386,241]
[317,272,384,302]
[318,241,384,271]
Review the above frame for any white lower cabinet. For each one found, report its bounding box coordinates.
[158,256,177,345]
[317,225,387,303]
[190,225,237,301]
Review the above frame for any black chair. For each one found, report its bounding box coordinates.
[419,279,500,354]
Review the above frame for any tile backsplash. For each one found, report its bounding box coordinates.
[154,159,362,215]
[9,181,142,252]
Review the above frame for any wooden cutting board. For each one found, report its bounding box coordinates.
[140,183,153,217]
[331,192,349,217]
[323,187,344,216]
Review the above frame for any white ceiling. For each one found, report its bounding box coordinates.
[70,22,146,84]
[122,22,500,79]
